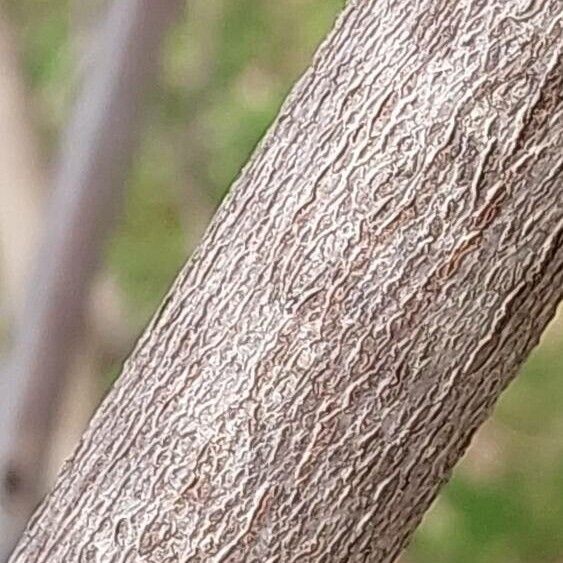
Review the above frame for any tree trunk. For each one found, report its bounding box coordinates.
[11,0,563,561]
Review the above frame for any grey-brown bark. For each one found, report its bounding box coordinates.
[11,0,563,561]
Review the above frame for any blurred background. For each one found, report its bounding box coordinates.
[0,1,561,561]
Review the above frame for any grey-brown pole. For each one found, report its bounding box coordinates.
[0,0,182,558]
[11,0,563,561]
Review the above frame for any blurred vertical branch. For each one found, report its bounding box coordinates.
[0,0,183,557]
[0,15,43,324]
[0,1,131,506]
[0,9,104,496]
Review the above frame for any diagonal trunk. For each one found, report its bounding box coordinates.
[11,0,563,561]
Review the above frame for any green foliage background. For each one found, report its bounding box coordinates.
[6,1,562,561]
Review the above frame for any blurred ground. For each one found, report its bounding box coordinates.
[0,1,562,561]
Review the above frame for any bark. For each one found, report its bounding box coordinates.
[12,0,563,561]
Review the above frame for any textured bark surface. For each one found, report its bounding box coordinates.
[11,0,563,561]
